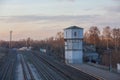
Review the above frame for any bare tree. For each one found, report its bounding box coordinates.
[102,26,111,50]
[55,32,64,40]
[85,26,100,47]
[112,28,120,52]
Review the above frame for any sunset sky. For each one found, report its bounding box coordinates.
[0,0,120,40]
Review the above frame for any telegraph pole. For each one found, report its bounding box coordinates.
[106,38,112,72]
[109,50,112,72]
[9,30,12,49]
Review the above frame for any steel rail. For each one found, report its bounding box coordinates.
[34,52,100,80]
[28,53,56,80]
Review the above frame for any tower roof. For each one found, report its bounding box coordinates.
[64,26,83,30]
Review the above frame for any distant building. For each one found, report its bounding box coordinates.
[40,48,46,53]
[64,26,83,64]
[117,63,120,73]
[84,52,99,63]
[83,45,99,63]
[18,47,32,51]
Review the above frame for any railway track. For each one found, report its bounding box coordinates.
[19,54,35,80]
[0,50,17,80]
[33,54,72,80]
[32,52,101,80]
[24,51,101,80]
[27,53,69,80]
[0,50,102,80]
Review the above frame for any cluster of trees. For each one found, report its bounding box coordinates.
[84,26,120,68]
[0,39,31,48]
[31,32,64,61]
[0,32,65,61]
[84,26,120,52]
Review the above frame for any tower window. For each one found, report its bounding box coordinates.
[74,32,77,36]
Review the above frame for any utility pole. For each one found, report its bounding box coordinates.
[26,39,28,48]
[109,50,112,72]
[106,38,112,72]
[115,36,117,52]
[9,30,12,49]
[107,38,109,50]
[105,37,112,72]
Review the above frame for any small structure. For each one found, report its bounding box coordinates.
[64,26,83,64]
[40,48,46,53]
[83,45,99,63]
[84,52,99,63]
[18,47,32,51]
[117,63,120,73]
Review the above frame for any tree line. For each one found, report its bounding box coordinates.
[0,32,65,61]
[84,26,120,50]
[84,26,120,68]
[0,26,120,67]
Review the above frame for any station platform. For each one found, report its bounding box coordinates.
[68,63,120,80]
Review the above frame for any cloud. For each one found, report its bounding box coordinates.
[113,0,120,1]
[106,5,120,13]
[58,0,75,2]
[0,14,119,40]
[0,15,100,23]
[0,14,119,28]
[66,0,75,1]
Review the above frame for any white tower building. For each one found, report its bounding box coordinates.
[64,26,83,64]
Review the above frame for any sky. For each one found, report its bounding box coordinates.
[0,0,120,40]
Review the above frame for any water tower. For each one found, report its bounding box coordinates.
[64,26,83,64]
